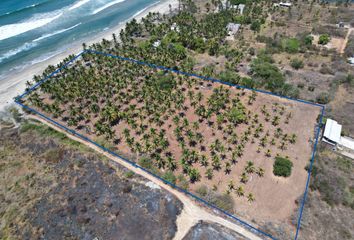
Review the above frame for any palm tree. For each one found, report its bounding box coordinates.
[247,193,255,202]
[212,155,221,170]
[235,186,244,197]
[228,180,235,191]
[245,161,255,174]
[206,168,213,179]
[289,133,297,144]
[256,167,265,177]
[265,149,271,157]
[188,168,201,183]
[225,162,232,174]
[167,156,177,171]
[240,172,249,184]
[200,155,208,167]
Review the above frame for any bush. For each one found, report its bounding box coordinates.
[162,171,177,185]
[214,193,234,212]
[250,59,285,92]
[318,34,331,45]
[251,20,261,32]
[196,185,208,197]
[282,38,300,53]
[177,174,189,190]
[139,157,154,170]
[273,157,293,177]
[124,171,135,178]
[290,58,304,70]
[316,92,330,104]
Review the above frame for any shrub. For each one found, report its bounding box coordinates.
[124,171,135,178]
[308,86,315,92]
[316,92,330,104]
[162,171,177,185]
[282,38,300,53]
[177,174,189,190]
[304,35,314,46]
[139,157,154,170]
[251,20,261,32]
[250,59,285,92]
[214,193,234,212]
[318,34,331,45]
[273,157,293,177]
[196,185,208,197]
[290,58,304,70]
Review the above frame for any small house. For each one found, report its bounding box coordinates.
[239,4,245,14]
[322,119,342,146]
[279,2,292,7]
[153,40,161,48]
[170,23,180,32]
[348,57,354,65]
[226,23,241,38]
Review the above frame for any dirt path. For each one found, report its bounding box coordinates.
[340,27,353,54]
[29,115,263,240]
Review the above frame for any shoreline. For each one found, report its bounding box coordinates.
[0,0,178,112]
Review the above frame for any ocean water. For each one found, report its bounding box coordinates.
[0,0,160,80]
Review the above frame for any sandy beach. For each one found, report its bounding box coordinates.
[0,0,178,112]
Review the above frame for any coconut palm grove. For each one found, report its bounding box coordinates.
[21,0,320,222]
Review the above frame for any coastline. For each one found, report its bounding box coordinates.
[0,0,178,112]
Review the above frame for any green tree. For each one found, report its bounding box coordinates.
[318,34,330,45]
[273,157,293,177]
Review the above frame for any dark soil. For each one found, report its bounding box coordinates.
[0,122,182,240]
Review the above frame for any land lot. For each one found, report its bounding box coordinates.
[23,52,321,230]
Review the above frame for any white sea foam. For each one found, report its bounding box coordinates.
[0,42,38,63]
[0,12,63,41]
[69,0,91,11]
[33,23,81,42]
[92,0,127,15]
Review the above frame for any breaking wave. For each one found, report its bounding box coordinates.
[0,11,63,41]
[69,0,91,11]
[0,42,38,63]
[92,0,127,15]
[33,23,81,42]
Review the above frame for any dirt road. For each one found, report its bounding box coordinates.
[340,27,353,54]
[29,115,264,240]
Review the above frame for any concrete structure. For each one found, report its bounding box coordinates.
[322,119,342,146]
[348,57,354,65]
[322,119,354,159]
[237,4,245,14]
[226,23,241,40]
[153,40,161,48]
[280,2,292,7]
[274,2,292,7]
[170,23,180,32]
[218,1,245,14]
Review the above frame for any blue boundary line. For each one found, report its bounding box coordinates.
[15,50,325,240]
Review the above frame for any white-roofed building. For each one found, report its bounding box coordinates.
[280,2,292,7]
[226,23,241,40]
[322,119,342,146]
[348,57,354,65]
[153,40,161,48]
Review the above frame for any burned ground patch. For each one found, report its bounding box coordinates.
[0,123,182,240]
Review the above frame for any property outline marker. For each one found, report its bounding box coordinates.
[15,50,325,240]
